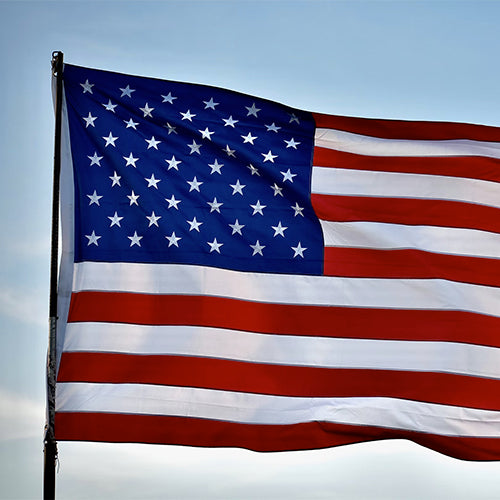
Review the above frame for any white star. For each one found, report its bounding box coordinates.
[80,80,94,94]
[262,150,278,163]
[207,197,223,213]
[241,132,257,144]
[272,221,288,237]
[103,132,118,147]
[199,127,215,140]
[230,179,246,195]
[161,92,177,104]
[291,202,304,217]
[102,100,117,113]
[209,159,223,174]
[146,211,162,227]
[250,240,265,256]
[109,171,121,186]
[165,155,182,170]
[145,174,161,189]
[245,103,261,117]
[289,113,300,124]
[166,231,181,247]
[87,190,102,206]
[127,190,140,206]
[223,144,236,157]
[265,123,281,133]
[187,217,203,232]
[128,231,143,247]
[123,153,139,167]
[270,183,283,197]
[124,118,139,129]
[145,136,161,150]
[250,200,266,215]
[292,242,307,258]
[164,122,177,135]
[165,194,181,209]
[203,97,219,109]
[281,169,297,183]
[140,103,154,117]
[247,164,260,176]
[187,176,203,192]
[188,140,202,155]
[108,212,123,227]
[83,112,97,128]
[85,230,101,245]
[285,138,301,149]
[222,115,239,127]
[88,152,103,166]
[207,238,223,253]
[180,109,196,121]
[120,85,135,97]
[229,219,245,235]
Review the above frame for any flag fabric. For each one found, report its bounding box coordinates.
[54,63,500,461]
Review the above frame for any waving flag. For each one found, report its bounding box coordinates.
[54,63,500,460]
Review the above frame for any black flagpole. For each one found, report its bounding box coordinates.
[44,50,63,500]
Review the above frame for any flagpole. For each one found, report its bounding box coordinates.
[44,50,63,500]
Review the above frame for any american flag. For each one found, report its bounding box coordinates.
[55,63,500,460]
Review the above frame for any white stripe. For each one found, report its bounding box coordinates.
[312,167,500,209]
[56,383,500,437]
[64,322,500,380]
[321,220,500,260]
[73,261,500,318]
[314,128,500,159]
[56,79,76,371]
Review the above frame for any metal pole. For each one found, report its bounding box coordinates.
[44,50,64,500]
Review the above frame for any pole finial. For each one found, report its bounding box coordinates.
[51,51,64,76]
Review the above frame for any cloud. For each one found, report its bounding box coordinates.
[0,388,45,442]
[0,286,48,328]
[4,234,51,260]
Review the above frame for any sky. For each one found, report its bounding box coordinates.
[1,0,500,498]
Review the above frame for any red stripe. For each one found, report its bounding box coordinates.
[312,112,500,142]
[324,247,500,287]
[68,292,500,348]
[55,412,500,460]
[57,352,500,410]
[313,147,500,184]
[312,193,500,234]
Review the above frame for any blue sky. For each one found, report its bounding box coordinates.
[1,0,500,498]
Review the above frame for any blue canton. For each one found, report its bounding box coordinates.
[64,64,323,275]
